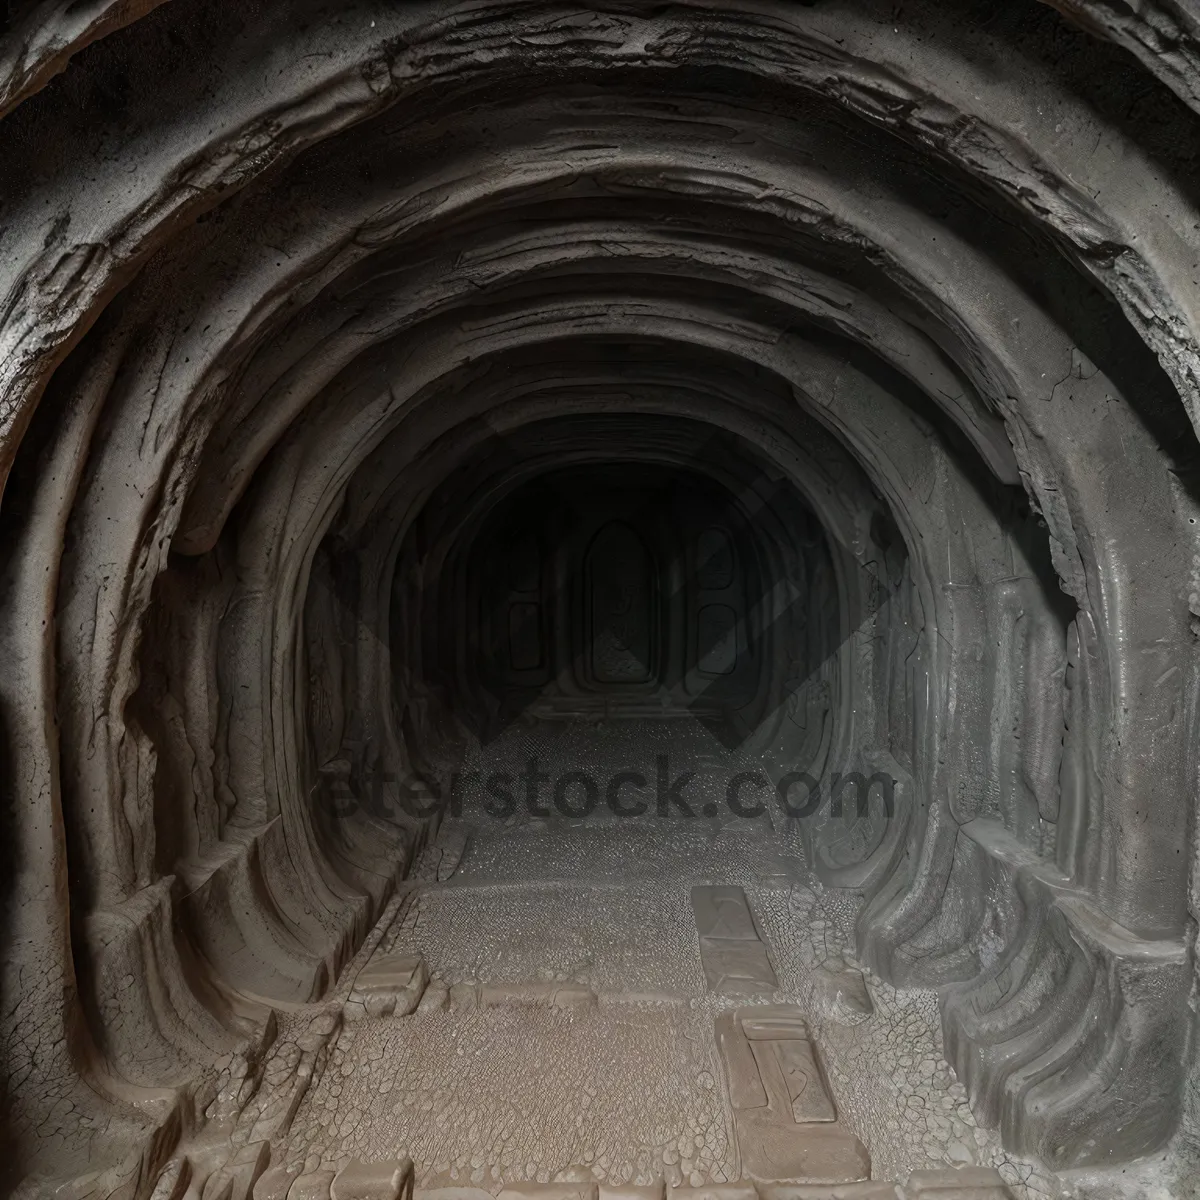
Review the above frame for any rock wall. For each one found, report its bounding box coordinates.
[1,1,1199,1193]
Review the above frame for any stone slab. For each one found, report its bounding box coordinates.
[498,1186,599,1200]
[600,1184,665,1200]
[289,1172,337,1200]
[255,1168,301,1200]
[332,1158,414,1200]
[691,887,762,940]
[716,1012,768,1111]
[751,1039,835,1123]
[738,1007,811,1042]
[349,954,429,1019]
[699,938,777,996]
[734,1114,870,1185]
[902,1169,1011,1198]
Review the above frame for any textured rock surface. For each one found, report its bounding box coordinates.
[1,3,1200,1198]
[278,811,1039,1194]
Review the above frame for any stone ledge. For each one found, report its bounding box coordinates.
[903,1167,1011,1197]
[345,954,429,1020]
[943,818,1191,1168]
[456,1168,1009,1200]
[499,1184,599,1200]
[332,1157,415,1200]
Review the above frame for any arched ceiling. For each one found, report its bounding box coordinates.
[2,1,1200,1193]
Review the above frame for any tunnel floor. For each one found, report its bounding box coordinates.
[219,722,1066,1199]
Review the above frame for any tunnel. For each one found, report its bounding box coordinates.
[2,4,1200,1199]
[393,412,840,765]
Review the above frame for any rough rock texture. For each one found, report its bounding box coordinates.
[2,2,1200,1197]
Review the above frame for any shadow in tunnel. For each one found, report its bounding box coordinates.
[456,424,876,754]
[0,708,22,1183]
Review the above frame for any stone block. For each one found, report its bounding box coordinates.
[289,1172,337,1200]
[498,1185,599,1200]
[698,938,777,996]
[254,1167,301,1200]
[902,1169,1011,1198]
[668,1184,757,1200]
[600,1183,665,1200]
[348,954,429,1019]
[692,887,762,940]
[735,1114,870,1185]
[331,1158,414,1200]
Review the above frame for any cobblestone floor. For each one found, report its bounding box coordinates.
[291,1002,733,1190]
[283,715,1065,1197]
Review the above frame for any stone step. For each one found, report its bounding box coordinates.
[409,1169,1012,1200]
[254,1158,415,1200]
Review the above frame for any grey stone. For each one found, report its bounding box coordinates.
[331,1158,414,1200]
[901,1169,1011,1199]
[668,1186,757,1200]
[498,1186,598,1200]
[289,1173,337,1200]
[600,1185,665,1200]
[2,3,1199,1194]
[254,1168,302,1200]
[348,954,429,1019]
[691,888,762,941]
[698,940,778,997]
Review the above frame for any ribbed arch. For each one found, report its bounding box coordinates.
[1,2,1199,1192]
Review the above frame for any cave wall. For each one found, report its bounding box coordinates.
[1,1,1200,1192]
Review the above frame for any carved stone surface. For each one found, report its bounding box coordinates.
[291,1172,338,1200]
[694,888,779,997]
[694,889,765,943]
[902,1168,1012,1198]
[347,954,430,1021]
[499,1185,598,1200]
[716,1005,869,1185]
[255,1167,302,1200]
[1,2,1199,1197]
[332,1159,415,1200]
[600,1187,666,1200]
